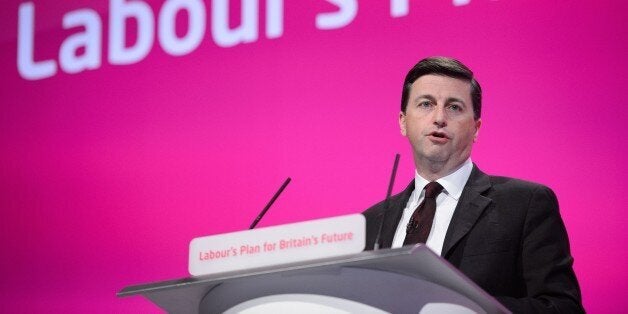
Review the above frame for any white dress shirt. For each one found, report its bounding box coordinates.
[391,159,473,256]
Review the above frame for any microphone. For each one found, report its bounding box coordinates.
[249,177,291,229]
[373,154,400,250]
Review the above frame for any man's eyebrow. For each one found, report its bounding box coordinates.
[412,94,436,102]
[412,95,467,105]
[445,97,467,105]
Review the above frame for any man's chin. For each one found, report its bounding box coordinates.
[420,150,450,163]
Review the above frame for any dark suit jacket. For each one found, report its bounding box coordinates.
[363,165,584,313]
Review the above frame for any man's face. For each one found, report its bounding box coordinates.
[399,74,481,174]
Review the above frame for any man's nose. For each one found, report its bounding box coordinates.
[432,105,447,127]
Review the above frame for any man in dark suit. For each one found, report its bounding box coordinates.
[363,57,584,313]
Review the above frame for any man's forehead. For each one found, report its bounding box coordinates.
[410,74,472,99]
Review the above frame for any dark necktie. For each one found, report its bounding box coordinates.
[404,181,444,245]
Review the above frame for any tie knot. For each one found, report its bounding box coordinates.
[424,182,443,199]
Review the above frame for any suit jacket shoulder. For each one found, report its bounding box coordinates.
[363,165,584,313]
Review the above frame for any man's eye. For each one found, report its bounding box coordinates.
[448,104,462,111]
[418,101,432,108]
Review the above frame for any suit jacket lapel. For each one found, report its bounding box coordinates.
[441,165,493,258]
[379,180,415,248]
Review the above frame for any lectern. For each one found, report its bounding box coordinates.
[118,245,510,313]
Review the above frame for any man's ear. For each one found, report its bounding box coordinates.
[399,111,407,136]
[473,118,482,142]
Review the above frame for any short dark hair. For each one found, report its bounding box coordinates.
[401,57,482,119]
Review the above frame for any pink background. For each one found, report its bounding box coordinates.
[1,0,626,312]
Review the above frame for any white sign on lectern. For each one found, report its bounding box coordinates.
[189,214,365,276]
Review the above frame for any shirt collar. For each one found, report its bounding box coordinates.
[414,159,473,201]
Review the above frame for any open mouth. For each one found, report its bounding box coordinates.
[429,132,448,139]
